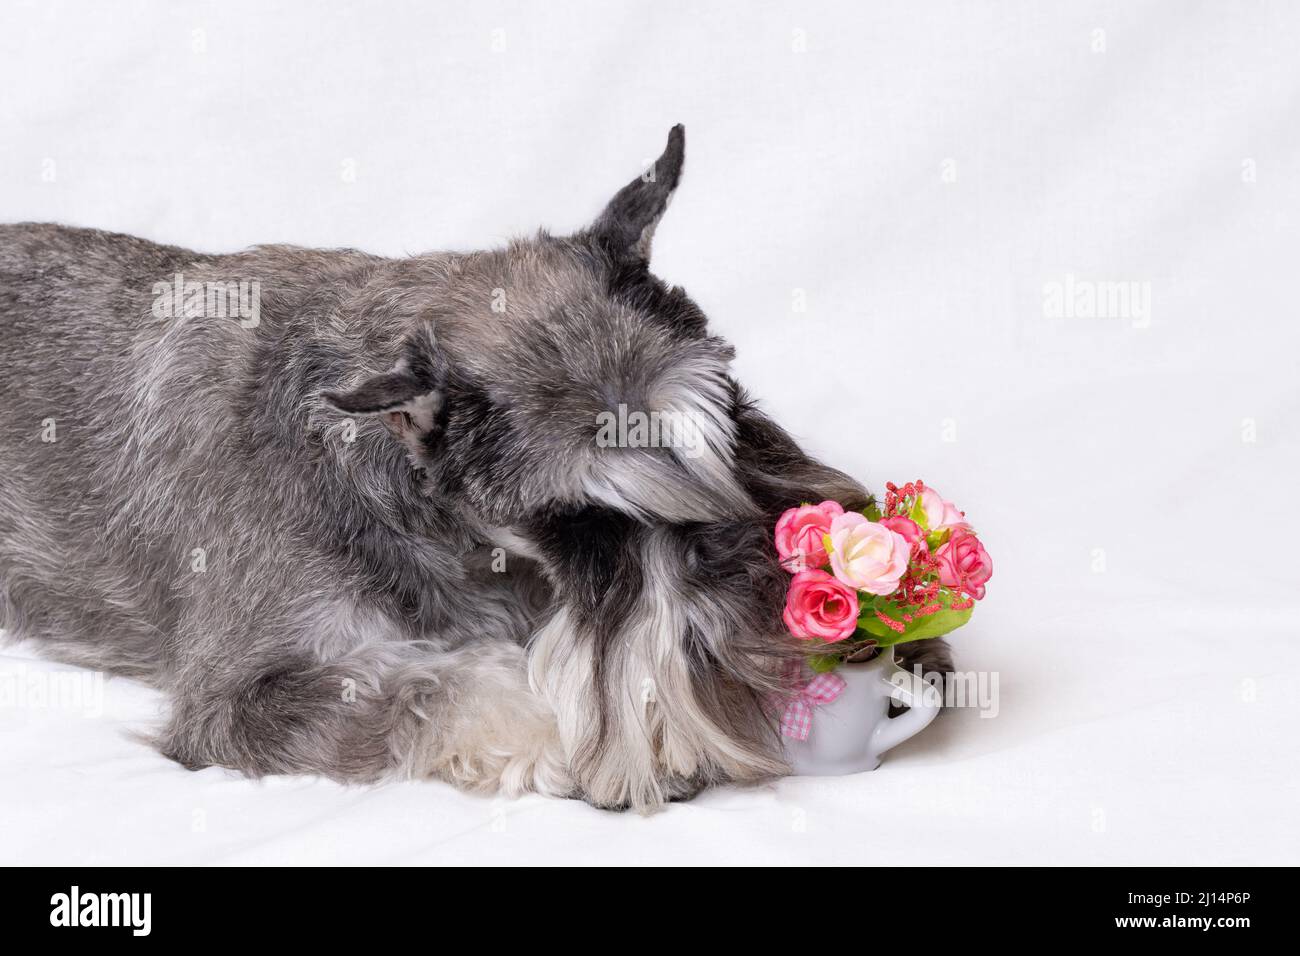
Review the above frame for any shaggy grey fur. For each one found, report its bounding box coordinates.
[0,127,950,810]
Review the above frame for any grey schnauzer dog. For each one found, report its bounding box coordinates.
[0,127,949,810]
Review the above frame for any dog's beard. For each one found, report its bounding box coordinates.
[521,398,875,810]
[528,519,797,811]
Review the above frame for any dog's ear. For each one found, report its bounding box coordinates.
[590,124,685,263]
[323,325,448,458]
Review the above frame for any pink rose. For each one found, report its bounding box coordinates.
[880,515,923,547]
[827,512,910,596]
[782,570,861,642]
[935,530,993,600]
[774,500,844,572]
[919,487,971,533]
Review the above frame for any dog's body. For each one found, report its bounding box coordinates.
[0,128,948,809]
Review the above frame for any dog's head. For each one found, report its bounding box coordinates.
[326,127,868,809]
[325,127,863,527]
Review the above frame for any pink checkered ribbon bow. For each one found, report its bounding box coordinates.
[780,672,847,740]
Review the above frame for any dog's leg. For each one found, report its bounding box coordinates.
[155,640,571,797]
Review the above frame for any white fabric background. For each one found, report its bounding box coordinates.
[2,0,1298,865]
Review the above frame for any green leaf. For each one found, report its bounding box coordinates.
[926,529,950,551]
[908,495,929,530]
[894,605,972,644]
[856,591,973,647]
[808,654,842,674]
[855,616,897,640]
[863,500,882,522]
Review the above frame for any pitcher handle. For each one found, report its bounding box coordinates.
[870,666,942,760]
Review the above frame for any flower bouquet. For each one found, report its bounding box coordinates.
[774,480,992,774]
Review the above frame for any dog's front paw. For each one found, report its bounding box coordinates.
[576,772,704,812]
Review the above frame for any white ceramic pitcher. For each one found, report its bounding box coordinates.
[783,647,942,776]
